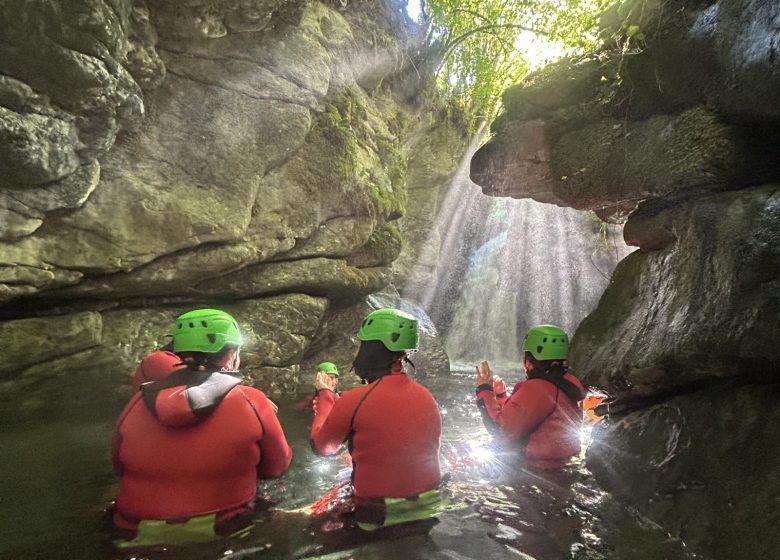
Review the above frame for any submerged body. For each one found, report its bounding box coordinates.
[311,369,442,498]
[113,369,292,539]
[477,373,586,468]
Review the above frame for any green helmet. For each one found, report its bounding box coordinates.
[523,325,569,361]
[318,361,339,376]
[358,308,419,352]
[172,309,243,353]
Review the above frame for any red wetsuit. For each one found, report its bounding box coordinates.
[477,373,586,468]
[113,369,292,534]
[310,365,441,499]
[131,350,186,392]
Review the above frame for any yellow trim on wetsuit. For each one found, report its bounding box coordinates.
[356,489,448,531]
[115,513,253,548]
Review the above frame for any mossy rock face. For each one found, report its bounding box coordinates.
[571,184,780,398]
[473,0,780,209]
[347,222,403,268]
[182,258,392,302]
[0,312,103,379]
[0,294,327,408]
[588,384,780,560]
[0,0,464,405]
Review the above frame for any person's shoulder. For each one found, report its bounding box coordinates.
[233,384,268,399]
[337,384,372,402]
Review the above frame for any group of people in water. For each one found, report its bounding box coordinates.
[111,307,588,547]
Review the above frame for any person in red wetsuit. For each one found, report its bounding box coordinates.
[475,325,586,469]
[130,345,186,392]
[112,309,292,546]
[293,361,340,412]
[310,308,442,529]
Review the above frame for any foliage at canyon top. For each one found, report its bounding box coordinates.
[423,0,612,121]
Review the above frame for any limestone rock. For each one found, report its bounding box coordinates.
[395,116,469,293]
[184,258,391,301]
[473,104,764,210]
[587,384,780,559]
[0,0,145,161]
[0,294,326,405]
[571,184,780,398]
[0,312,102,377]
[0,162,100,240]
[0,106,80,185]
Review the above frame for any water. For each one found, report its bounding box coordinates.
[0,373,701,560]
[406,137,630,371]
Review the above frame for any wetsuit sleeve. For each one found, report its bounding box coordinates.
[478,382,556,443]
[246,389,292,478]
[476,388,502,436]
[311,389,353,456]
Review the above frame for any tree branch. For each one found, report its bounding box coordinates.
[442,23,549,59]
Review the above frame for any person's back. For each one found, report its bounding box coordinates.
[476,325,586,469]
[112,309,292,543]
[310,308,443,529]
[315,371,441,498]
[504,374,585,466]
[114,372,289,526]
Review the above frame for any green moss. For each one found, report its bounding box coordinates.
[347,221,403,268]
[306,88,407,220]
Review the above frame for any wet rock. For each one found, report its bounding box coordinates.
[474,105,762,210]
[0,294,326,404]
[587,384,780,559]
[0,106,81,185]
[621,197,677,251]
[0,162,100,240]
[347,222,403,268]
[125,2,166,91]
[572,184,780,397]
[395,116,471,293]
[0,0,145,162]
[0,312,102,378]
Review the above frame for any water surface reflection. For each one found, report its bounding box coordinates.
[0,373,700,559]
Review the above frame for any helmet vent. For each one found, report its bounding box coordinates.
[207,333,217,344]
[537,345,544,354]
[201,320,208,327]
[178,322,182,329]
[543,337,548,342]
[189,322,195,328]
[367,319,374,325]
[552,338,557,342]
[391,333,400,343]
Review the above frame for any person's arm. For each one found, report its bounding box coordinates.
[493,377,508,406]
[311,385,357,456]
[475,361,502,435]
[241,388,292,478]
[480,381,557,443]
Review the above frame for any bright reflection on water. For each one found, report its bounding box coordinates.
[0,374,700,560]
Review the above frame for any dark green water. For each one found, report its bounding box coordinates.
[0,373,704,560]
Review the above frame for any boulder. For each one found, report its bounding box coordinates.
[572,184,780,398]
[588,383,780,559]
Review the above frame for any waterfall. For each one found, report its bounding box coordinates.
[405,137,631,373]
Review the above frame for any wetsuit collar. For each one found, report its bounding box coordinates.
[141,369,241,427]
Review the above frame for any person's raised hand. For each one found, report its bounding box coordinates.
[493,376,507,395]
[475,360,494,387]
[314,371,334,392]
